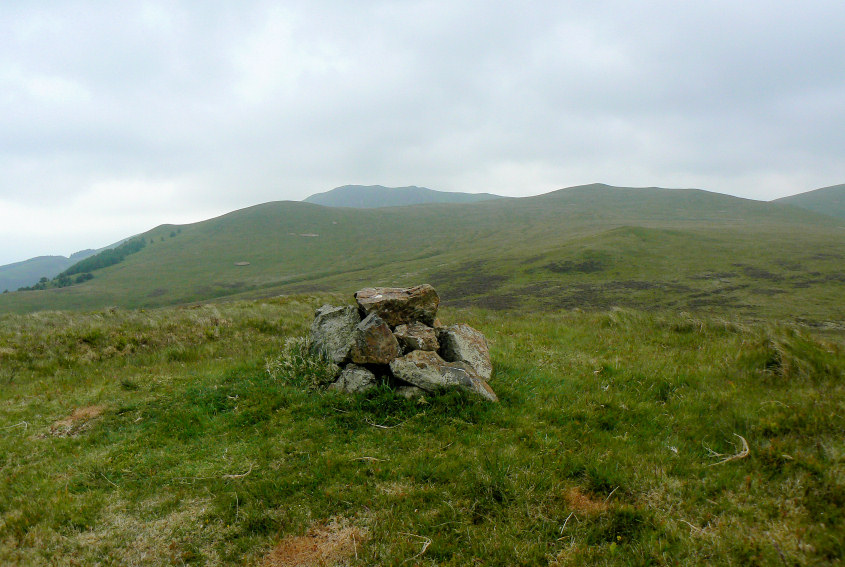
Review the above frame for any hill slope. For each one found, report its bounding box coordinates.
[303,184,501,208]
[774,183,845,219]
[1,184,842,322]
[0,249,97,292]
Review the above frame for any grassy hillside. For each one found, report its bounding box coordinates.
[2,184,843,564]
[774,184,845,219]
[1,298,842,565]
[0,249,97,292]
[303,184,502,208]
[0,184,842,324]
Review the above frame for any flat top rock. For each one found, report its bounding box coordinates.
[355,284,439,327]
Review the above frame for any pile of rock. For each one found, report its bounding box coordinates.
[310,284,497,402]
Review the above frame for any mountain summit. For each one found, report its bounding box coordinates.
[773,183,844,219]
[303,185,501,208]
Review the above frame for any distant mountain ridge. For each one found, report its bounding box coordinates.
[303,184,502,208]
[2,181,843,308]
[773,183,845,219]
[0,250,98,292]
[2,182,843,320]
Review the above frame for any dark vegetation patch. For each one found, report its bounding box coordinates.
[692,272,738,280]
[811,252,844,260]
[774,259,804,271]
[147,288,168,298]
[448,294,521,311]
[518,254,546,265]
[497,280,697,311]
[686,296,750,309]
[608,280,693,292]
[537,284,636,311]
[732,263,784,281]
[684,285,754,308]
[787,272,845,288]
[751,288,786,296]
[685,285,751,301]
[429,261,508,300]
[544,259,606,274]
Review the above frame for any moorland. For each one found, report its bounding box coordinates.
[0,183,843,565]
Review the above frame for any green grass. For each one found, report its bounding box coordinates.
[1,297,842,565]
[775,183,845,220]
[1,184,842,324]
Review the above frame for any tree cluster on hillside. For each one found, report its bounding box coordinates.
[61,237,147,277]
[16,237,147,292]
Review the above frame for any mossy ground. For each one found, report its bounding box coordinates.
[1,297,843,565]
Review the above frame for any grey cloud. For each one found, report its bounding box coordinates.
[1,0,844,264]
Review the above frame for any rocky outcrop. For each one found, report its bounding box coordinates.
[310,305,360,364]
[438,323,493,381]
[389,350,498,402]
[355,284,439,327]
[311,285,497,401]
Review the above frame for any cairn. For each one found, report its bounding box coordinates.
[310,284,497,402]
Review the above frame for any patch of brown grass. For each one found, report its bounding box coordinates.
[48,405,105,437]
[261,518,366,567]
[564,486,608,516]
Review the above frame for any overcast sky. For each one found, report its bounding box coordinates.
[2,1,844,265]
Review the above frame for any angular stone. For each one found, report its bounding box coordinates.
[309,304,360,364]
[349,313,401,365]
[328,364,377,394]
[389,350,498,402]
[438,323,493,381]
[355,284,439,327]
[394,322,439,353]
[395,384,426,399]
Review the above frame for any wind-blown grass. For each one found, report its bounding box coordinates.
[1,298,842,565]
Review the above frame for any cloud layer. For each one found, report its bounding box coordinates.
[2,1,844,264]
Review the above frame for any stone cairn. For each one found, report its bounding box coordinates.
[309,284,497,402]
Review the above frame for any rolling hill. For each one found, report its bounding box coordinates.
[2,183,844,565]
[773,183,845,219]
[0,184,842,323]
[303,184,502,208]
[0,249,97,293]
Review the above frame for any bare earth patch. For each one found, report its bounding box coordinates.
[48,405,105,437]
[261,518,366,567]
[564,487,608,516]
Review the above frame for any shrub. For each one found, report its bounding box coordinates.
[265,336,339,389]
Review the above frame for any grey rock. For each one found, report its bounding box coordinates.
[349,313,401,365]
[395,384,426,399]
[309,304,360,364]
[438,323,493,381]
[389,350,498,402]
[394,322,439,353]
[328,364,377,394]
[355,284,439,327]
